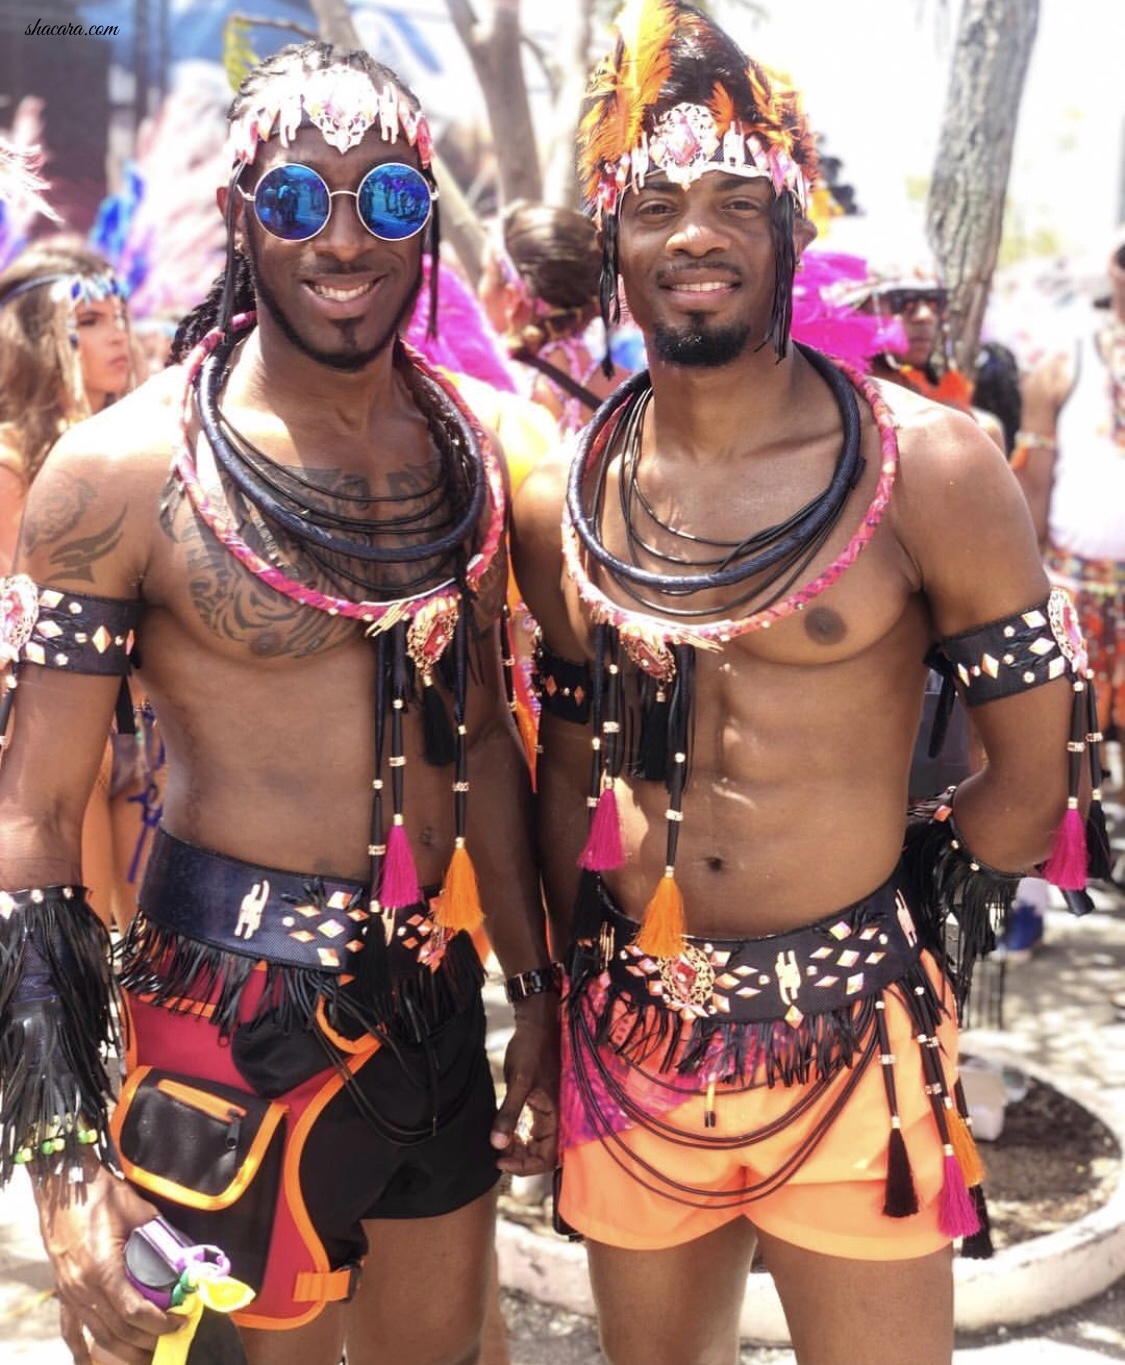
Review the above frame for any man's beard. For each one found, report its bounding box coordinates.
[651,317,754,368]
[245,234,422,373]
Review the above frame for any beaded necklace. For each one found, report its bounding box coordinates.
[175,314,508,950]
[564,347,901,959]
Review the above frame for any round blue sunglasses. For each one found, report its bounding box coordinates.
[239,161,437,243]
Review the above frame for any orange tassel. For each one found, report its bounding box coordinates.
[635,869,686,958]
[435,839,484,935]
[515,697,539,782]
[948,1105,986,1188]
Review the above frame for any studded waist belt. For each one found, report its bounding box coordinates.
[591,873,923,1026]
[138,827,446,975]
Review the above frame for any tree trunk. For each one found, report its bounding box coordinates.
[540,0,596,209]
[926,0,1039,377]
[445,0,543,206]
[306,0,360,48]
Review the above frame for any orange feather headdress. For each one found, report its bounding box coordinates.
[576,0,818,222]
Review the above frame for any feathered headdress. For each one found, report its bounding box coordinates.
[577,0,818,222]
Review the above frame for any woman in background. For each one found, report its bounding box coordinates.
[478,200,635,434]
[0,240,158,933]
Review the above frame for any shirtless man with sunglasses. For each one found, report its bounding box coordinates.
[0,42,557,1365]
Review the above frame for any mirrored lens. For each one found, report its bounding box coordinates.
[357,163,433,241]
[253,165,331,242]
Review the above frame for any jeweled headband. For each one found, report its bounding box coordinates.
[0,270,124,319]
[577,0,816,222]
[225,63,434,170]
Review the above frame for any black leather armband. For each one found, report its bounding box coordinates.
[0,574,140,676]
[0,885,118,1181]
[928,589,1087,706]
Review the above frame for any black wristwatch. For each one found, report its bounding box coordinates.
[504,962,564,1004]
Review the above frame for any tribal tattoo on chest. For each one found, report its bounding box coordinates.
[159,455,486,659]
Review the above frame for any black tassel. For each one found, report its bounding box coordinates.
[961,1183,994,1259]
[420,678,455,768]
[1085,686,1114,883]
[1086,800,1114,883]
[633,681,670,783]
[926,669,958,761]
[1060,886,1096,917]
[354,915,392,1002]
[883,1125,920,1217]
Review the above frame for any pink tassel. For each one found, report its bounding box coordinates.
[381,820,421,909]
[938,1152,981,1240]
[578,784,624,872]
[1042,805,1088,891]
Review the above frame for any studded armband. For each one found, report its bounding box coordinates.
[0,575,139,676]
[928,589,1086,705]
[922,588,1109,918]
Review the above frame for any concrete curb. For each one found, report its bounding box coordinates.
[496,1051,1125,1345]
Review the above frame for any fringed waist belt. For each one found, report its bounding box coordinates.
[136,827,430,976]
[121,828,482,1045]
[589,873,923,1030]
[563,872,992,1255]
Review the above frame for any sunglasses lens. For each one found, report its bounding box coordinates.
[357,163,433,241]
[888,289,947,316]
[254,165,331,241]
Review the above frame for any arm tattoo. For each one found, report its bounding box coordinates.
[45,507,129,584]
[20,472,97,556]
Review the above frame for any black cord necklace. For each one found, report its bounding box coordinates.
[195,329,486,567]
[215,406,452,529]
[568,343,865,618]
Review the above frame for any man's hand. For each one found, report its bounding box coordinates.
[490,991,560,1176]
[36,1159,184,1364]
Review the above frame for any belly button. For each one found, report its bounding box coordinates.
[705,856,724,873]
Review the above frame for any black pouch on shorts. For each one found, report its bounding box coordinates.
[110,1066,286,1294]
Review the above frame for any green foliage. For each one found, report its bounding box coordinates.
[223,17,259,94]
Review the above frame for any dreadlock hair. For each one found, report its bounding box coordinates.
[171,40,440,362]
[582,1,817,359]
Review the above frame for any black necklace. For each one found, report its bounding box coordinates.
[195,329,486,567]
[568,343,865,618]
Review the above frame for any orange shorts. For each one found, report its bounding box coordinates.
[559,954,960,1261]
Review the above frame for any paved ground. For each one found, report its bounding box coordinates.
[3,805,1125,1363]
